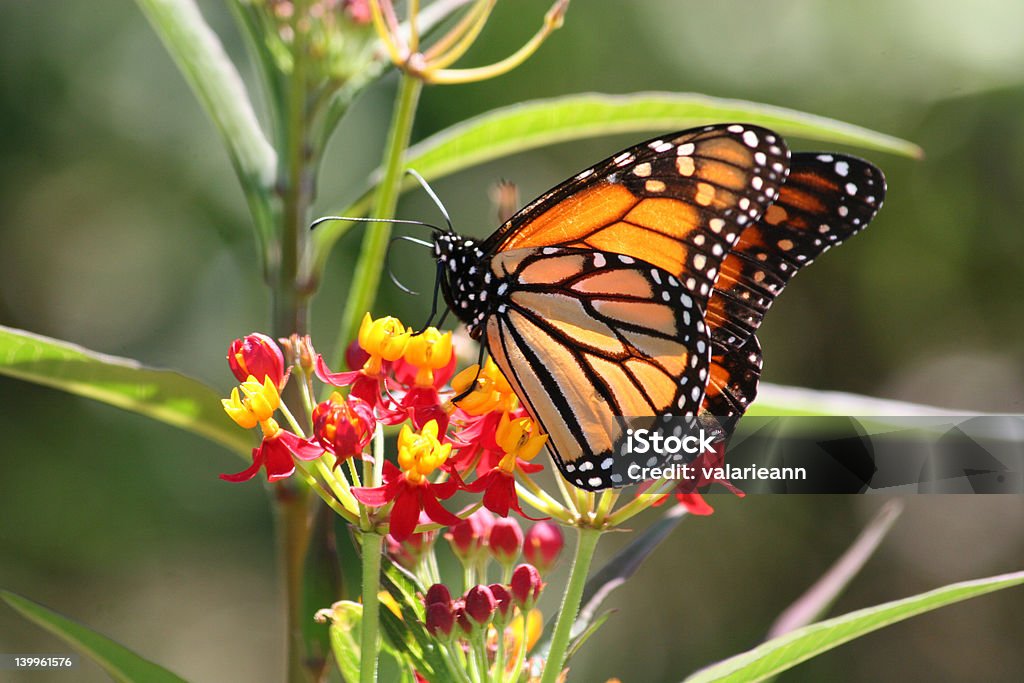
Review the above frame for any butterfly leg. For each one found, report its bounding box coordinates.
[413,262,445,335]
[450,341,487,404]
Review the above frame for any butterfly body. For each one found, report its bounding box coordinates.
[430,124,885,490]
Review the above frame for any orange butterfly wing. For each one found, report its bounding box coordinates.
[484,125,791,305]
[482,247,709,490]
[700,153,886,419]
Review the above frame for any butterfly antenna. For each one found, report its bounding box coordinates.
[406,169,454,234]
[310,215,444,234]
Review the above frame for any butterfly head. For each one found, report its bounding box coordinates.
[433,233,499,339]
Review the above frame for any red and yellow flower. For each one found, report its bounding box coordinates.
[465,412,547,519]
[220,375,323,482]
[352,420,463,541]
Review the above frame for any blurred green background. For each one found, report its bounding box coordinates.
[1,1,1022,681]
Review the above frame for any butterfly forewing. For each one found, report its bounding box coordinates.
[483,247,710,491]
[485,125,791,315]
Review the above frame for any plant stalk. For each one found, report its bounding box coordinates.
[538,527,602,683]
[333,74,424,365]
[359,531,385,683]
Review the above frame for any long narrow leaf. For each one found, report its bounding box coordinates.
[134,0,275,187]
[134,0,276,246]
[1,591,187,683]
[767,500,904,638]
[311,91,920,268]
[683,571,1024,683]
[0,326,250,455]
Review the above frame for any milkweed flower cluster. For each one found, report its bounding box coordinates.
[220,316,737,681]
[220,315,735,535]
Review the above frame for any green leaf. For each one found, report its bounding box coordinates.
[767,500,904,638]
[134,0,276,246]
[682,570,1024,683]
[325,601,363,683]
[311,91,920,270]
[1,591,187,683]
[564,608,615,662]
[379,560,454,682]
[0,325,250,456]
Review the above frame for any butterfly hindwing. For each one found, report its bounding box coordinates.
[700,335,762,424]
[482,247,710,491]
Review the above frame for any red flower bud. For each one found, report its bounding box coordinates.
[425,601,456,640]
[488,583,512,623]
[312,394,376,462]
[386,530,436,570]
[446,508,494,563]
[424,583,452,607]
[454,602,473,635]
[464,585,497,626]
[488,517,523,566]
[523,521,564,574]
[509,563,543,610]
[228,333,285,388]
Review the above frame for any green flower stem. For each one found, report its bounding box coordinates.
[473,630,490,683]
[605,477,677,528]
[594,489,619,523]
[359,531,385,683]
[492,622,506,683]
[313,458,359,513]
[294,461,359,523]
[515,478,573,522]
[442,641,474,683]
[507,609,529,683]
[539,527,602,683]
[276,399,306,437]
[333,74,424,366]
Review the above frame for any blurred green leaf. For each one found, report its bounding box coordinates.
[134,0,276,247]
[1,591,187,683]
[0,325,250,456]
[311,91,920,269]
[326,601,363,683]
[379,560,454,682]
[564,608,615,663]
[682,570,1024,683]
[767,500,904,638]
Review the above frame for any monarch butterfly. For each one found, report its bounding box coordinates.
[430,124,885,490]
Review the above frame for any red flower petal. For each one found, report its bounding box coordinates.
[388,486,423,541]
[277,430,326,461]
[420,490,463,528]
[219,447,264,482]
[315,354,364,387]
[676,492,714,516]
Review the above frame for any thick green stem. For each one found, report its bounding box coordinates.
[333,74,424,365]
[274,484,313,683]
[539,527,602,683]
[270,4,319,682]
[359,531,385,683]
